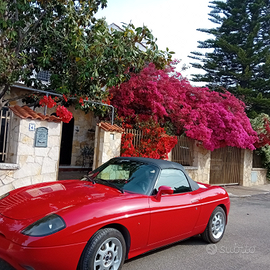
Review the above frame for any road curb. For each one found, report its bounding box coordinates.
[227,191,270,198]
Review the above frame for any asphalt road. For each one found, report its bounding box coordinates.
[1,194,270,270]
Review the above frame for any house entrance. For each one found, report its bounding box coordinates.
[59,118,74,165]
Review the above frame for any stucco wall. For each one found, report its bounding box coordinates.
[184,143,211,184]
[249,168,268,186]
[67,107,97,167]
[239,149,267,186]
[0,116,61,196]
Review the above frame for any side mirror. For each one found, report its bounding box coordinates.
[155,185,174,201]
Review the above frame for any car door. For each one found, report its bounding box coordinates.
[148,169,201,247]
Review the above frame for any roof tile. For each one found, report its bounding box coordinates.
[9,105,62,123]
[98,122,124,133]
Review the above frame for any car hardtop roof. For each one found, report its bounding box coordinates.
[113,156,185,170]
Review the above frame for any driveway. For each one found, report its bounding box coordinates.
[1,193,270,270]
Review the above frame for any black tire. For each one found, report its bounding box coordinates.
[79,228,126,270]
[201,206,226,243]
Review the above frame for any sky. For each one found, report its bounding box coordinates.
[97,0,214,83]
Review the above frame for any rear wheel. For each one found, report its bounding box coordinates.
[79,228,126,270]
[202,206,226,243]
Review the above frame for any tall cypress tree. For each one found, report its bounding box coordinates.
[189,0,270,117]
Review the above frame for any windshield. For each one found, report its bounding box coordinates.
[88,159,159,195]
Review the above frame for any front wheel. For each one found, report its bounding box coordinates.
[201,206,226,243]
[79,228,126,270]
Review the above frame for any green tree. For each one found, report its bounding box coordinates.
[0,0,172,109]
[189,0,270,118]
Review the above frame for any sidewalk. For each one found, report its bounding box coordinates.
[223,183,270,197]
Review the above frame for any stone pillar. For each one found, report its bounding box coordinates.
[93,124,122,170]
[184,142,211,184]
[240,149,252,186]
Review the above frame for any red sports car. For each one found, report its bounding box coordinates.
[0,157,230,270]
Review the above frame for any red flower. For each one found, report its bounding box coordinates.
[63,94,68,102]
[39,96,56,108]
[56,105,73,123]
[79,97,84,104]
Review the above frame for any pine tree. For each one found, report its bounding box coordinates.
[189,0,270,117]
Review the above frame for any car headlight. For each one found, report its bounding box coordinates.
[22,214,66,237]
[0,192,9,200]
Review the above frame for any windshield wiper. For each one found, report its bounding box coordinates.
[95,179,124,193]
[81,175,96,184]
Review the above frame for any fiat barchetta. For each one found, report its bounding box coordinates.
[0,157,230,270]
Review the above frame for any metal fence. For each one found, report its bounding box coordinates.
[0,107,11,162]
[124,128,144,148]
[123,129,194,166]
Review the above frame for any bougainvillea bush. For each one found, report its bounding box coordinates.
[110,63,258,151]
[121,121,177,160]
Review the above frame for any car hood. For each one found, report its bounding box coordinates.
[0,180,122,220]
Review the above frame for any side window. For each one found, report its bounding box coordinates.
[155,169,191,194]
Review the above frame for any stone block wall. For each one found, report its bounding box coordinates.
[0,115,61,196]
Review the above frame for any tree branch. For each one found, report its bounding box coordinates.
[0,84,10,100]
[15,3,48,56]
[22,9,48,50]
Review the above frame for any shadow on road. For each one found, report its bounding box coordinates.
[125,235,206,264]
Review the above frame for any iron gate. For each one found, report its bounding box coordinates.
[0,107,11,162]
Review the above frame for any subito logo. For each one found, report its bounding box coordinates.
[206,244,218,255]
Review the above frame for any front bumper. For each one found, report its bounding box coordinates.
[0,233,86,270]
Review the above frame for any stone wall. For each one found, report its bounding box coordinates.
[0,115,61,196]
